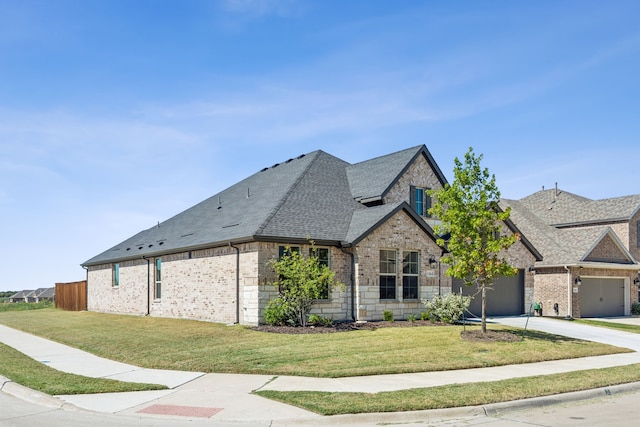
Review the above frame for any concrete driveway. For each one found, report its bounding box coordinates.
[488,316,640,352]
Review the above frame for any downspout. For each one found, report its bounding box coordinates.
[340,246,356,321]
[81,265,88,311]
[143,256,150,316]
[564,266,572,319]
[229,243,240,324]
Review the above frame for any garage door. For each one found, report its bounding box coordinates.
[452,270,524,317]
[580,278,625,317]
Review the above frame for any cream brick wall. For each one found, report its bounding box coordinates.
[88,260,149,315]
[352,209,443,321]
[383,154,444,206]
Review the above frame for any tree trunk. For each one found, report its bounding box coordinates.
[481,284,487,334]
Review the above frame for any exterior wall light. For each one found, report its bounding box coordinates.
[574,277,582,285]
[428,256,437,269]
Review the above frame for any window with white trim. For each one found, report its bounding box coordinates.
[154,258,162,299]
[402,251,419,299]
[379,250,397,300]
[112,263,120,288]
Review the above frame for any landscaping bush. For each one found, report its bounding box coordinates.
[632,302,640,316]
[264,297,296,326]
[307,314,333,327]
[383,310,394,322]
[422,293,470,324]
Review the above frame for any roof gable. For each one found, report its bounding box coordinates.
[347,145,447,203]
[582,229,636,264]
[345,202,437,246]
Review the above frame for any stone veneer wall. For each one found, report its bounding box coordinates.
[256,242,353,324]
[352,209,442,321]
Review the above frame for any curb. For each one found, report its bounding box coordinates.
[275,381,640,426]
[483,381,640,416]
[0,375,80,411]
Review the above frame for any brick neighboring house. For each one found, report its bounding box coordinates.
[502,188,640,318]
[82,145,539,325]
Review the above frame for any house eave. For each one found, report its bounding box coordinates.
[535,261,639,271]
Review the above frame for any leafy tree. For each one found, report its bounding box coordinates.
[267,241,342,327]
[429,147,518,333]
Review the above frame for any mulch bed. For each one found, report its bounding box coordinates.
[251,320,444,334]
[252,320,522,342]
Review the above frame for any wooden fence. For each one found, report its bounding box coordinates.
[55,281,87,311]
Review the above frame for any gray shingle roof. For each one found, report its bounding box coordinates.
[520,189,640,226]
[347,145,447,202]
[502,197,637,267]
[83,147,438,266]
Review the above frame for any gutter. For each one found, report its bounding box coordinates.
[340,245,356,321]
[229,242,240,324]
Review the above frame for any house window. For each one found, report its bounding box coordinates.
[112,263,120,288]
[380,250,397,300]
[279,246,300,258]
[154,258,162,300]
[310,247,330,299]
[402,251,419,299]
[410,185,432,217]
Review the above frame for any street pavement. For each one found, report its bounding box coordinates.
[2,316,640,426]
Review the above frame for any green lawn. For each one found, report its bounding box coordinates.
[576,319,640,334]
[0,342,166,395]
[256,364,640,415]
[0,308,630,378]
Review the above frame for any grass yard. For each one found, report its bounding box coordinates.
[256,364,640,415]
[576,319,640,334]
[0,308,630,378]
[0,342,166,395]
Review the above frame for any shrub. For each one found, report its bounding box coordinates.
[383,310,394,322]
[421,293,470,324]
[406,313,418,323]
[632,303,640,316]
[264,297,296,326]
[308,314,333,327]
[421,311,430,321]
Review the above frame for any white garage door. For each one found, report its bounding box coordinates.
[580,278,625,317]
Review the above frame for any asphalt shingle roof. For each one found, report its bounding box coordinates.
[346,145,447,202]
[520,189,640,226]
[502,192,638,267]
[83,147,438,266]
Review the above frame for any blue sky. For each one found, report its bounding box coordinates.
[2,0,640,292]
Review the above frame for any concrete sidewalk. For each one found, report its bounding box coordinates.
[2,317,640,425]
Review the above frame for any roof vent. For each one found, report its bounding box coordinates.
[297,154,306,159]
[260,167,268,172]
[272,163,280,168]
[285,158,293,163]
[126,248,131,251]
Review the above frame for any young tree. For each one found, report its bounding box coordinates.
[429,147,518,333]
[267,241,342,327]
